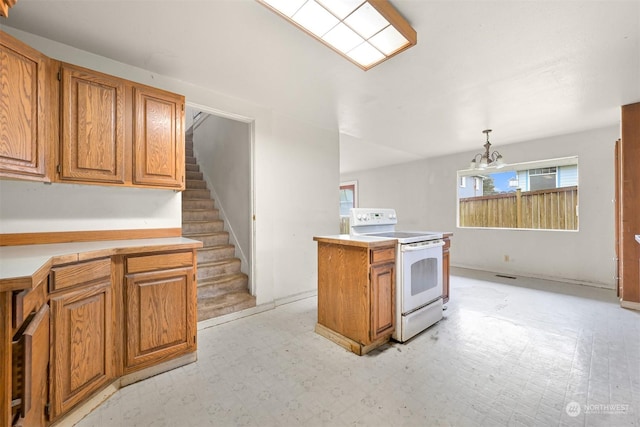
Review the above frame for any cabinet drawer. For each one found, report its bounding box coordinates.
[50,258,111,292]
[370,247,395,264]
[12,277,47,330]
[126,251,193,274]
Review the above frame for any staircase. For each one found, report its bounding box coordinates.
[182,133,256,322]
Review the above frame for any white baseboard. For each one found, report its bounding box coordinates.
[197,302,274,331]
[196,290,318,331]
[274,289,317,306]
[451,265,615,290]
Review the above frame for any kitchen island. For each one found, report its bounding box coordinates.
[313,235,397,355]
[314,230,453,355]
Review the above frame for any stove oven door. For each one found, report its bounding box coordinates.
[399,240,444,314]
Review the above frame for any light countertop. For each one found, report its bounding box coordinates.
[313,234,397,248]
[0,237,203,292]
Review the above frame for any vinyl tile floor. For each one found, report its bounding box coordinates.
[76,268,640,427]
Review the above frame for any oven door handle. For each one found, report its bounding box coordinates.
[401,241,445,251]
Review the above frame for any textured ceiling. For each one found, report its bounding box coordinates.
[3,1,639,173]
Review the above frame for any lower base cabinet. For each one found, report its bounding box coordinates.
[49,280,114,420]
[314,238,396,355]
[1,240,201,427]
[124,262,196,372]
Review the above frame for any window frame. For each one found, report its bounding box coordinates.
[340,180,358,217]
[456,156,579,231]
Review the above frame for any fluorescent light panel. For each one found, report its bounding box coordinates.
[259,0,417,70]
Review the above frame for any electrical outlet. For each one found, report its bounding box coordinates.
[504,255,510,262]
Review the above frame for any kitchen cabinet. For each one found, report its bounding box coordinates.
[616,102,640,308]
[123,251,196,373]
[0,238,201,427]
[57,63,185,189]
[49,258,114,421]
[11,304,49,427]
[132,85,185,188]
[59,63,126,184]
[314,237,396,355]
[9,276,49,427]
[0,31,52,182]
[369,260,395,341]
[442,236,451,304]
[1,0,17,17]
[0,30,185,190]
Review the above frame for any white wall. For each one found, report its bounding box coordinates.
[0,181,181,232]
[192,114,252,276]
[342,125,619,288]
[270,113,340,301]
[1,27,340,304]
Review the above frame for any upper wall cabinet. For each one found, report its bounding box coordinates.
[59,63,126,184]
[0,30,185,190]
[0,0,18,17]
[55,62,185,190]
[133,86,184,189]
[0,31,51,182]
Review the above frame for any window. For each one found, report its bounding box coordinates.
[529,167,557,191]
[340,181,358,217]
[340,181,358,234]
[457,157,578,230]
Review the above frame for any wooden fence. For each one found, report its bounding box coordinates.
[459,186,578,230]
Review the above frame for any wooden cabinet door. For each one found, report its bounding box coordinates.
[619,103,640,305]
[49,281,113,420]
[124,267,195,372]
[11,304,49,427]
[0,31,49,181]
[59,63,125,184]
[370,262,394,341]
[615,139,621,298]
[132,86,184,189]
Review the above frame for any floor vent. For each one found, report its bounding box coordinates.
[496,274,517,280]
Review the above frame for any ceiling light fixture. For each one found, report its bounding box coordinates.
[258,0,417,70]
[469,129,505,169]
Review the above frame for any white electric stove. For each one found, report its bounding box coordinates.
[350,208,444,342]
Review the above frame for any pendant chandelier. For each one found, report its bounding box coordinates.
[469,129,505,169]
